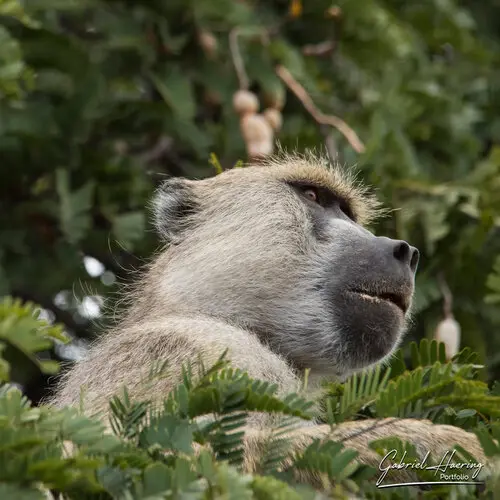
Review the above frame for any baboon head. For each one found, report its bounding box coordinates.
[149,153,419,379]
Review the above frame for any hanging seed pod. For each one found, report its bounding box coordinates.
[263,108,283,131]
[247,139,274,158]
[240,114,273,144]
[326,6,342,18]
[198,30,218,58]
[434,316,461,360]
[233,90,259,116]
[240,113,274,158]
[113,140,128,156]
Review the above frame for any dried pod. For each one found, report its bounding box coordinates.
[113,140,128,156]
[233,90,259,115]
[326,6,342,18]
[240,113,273,143]
[434,316,461,360]
[263,108,283,131]
[247,138,274,158]
[198,30,218,57]
[240,114,274,158]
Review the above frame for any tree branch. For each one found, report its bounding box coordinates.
[320,124,341,165]
[437,272,453,319]
[275,64,365,153]
[302,40,336,57]
[229,27,250,89]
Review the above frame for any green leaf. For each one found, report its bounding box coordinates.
[167,115,212,157]
[56,169,95,245]
[331,364,391,422]
[0,483,45,500]
[150,67,196,120]
[140,415,193,454]
[0,297,67,382]
[112,211,146,251]
[251,475,303,500]
[96,466,130,498]
[474,427,500,457]
[142,463,173,496]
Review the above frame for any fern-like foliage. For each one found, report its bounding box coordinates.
[104,350,316,468]
[0,297,68,382]
[388,338,481,379]
[320,340,498,430]
[324,364,392,423]
[249,415,303,477]
[1,297,500,499]
[375,361,494,419]
[292,438,374,487]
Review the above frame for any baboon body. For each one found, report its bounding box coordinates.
[50,152,488,485]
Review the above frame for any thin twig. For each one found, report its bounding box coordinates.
[275,64,365,153]
[302,40,336,57]
[437,272,453,318]
[229,28,249,89]
[136,136,173,165]
[320,124,340,164]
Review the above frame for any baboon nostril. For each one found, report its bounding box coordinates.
[409,247,420,272]
[393,241,411,264]
[393,241,419,272]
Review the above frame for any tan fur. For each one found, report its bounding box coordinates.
[258,151,384,226]
[48,151,490,489]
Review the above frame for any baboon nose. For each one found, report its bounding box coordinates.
[393,241,419,273]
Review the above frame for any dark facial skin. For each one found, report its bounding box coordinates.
[292,182,419,371]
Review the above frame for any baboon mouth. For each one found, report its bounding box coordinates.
[350,288,408,314]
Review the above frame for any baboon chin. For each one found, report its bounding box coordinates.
[49,151,488,487]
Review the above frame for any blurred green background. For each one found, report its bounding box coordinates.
[0,0,499,404]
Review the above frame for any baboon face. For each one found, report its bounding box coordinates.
[152,154,419,378]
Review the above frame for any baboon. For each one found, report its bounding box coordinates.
[50,152,488,486]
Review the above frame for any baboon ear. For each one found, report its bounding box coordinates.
[152,178,199,244]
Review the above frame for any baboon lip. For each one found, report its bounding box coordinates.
[349,288,408,314]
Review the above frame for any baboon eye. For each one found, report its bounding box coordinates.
[302,187,319,204]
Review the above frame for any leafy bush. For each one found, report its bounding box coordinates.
[1,0,500,497]
[1,297,500,499]
[1,0,500,405]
